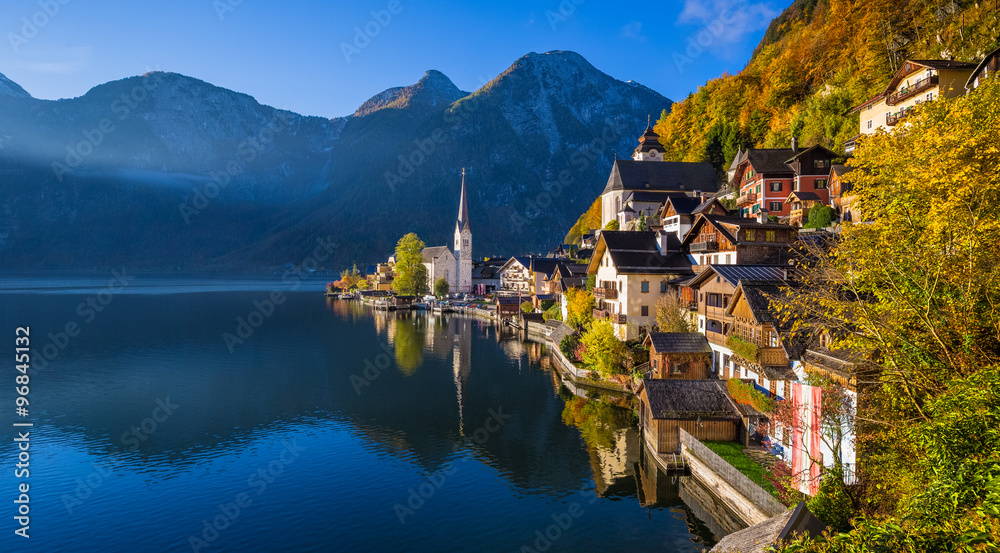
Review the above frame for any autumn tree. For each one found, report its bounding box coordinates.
[392,233,428,296]
[775,76,1000,549]
[654,295,694,332]
[564,288,594,329]
[580,320,627,377]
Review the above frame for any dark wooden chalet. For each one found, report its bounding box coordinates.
[784,191,824,227]
[637,379,742,454]
[642,332,713,379]
[682,214,798,268]
[684,265,790,373]
[724,281,797,398]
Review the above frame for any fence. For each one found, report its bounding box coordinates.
[679,428,786,518]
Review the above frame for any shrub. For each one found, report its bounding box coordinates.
[543,303,562,321]
[560,334,580,359]
[807,469,857,533]
[520,301,534,314]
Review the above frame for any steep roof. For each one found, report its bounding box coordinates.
[589,231,693,275]
[783,144,838,164]
[663,195,704,215]
[745,149,796,174]
[727,280,785,325]
[641,379,741,420]
[634,121,664,154]
[728,148,747,171]
[422,246,454,262]
[456,168,471,232]
[528,257,562,277]
[681,214,797,248]
[786,191,823,202]
[880,59,978,99]
[602,160,719,195]
[625,190,678,204]
[967,46,1000,89]
[644,332,712,354]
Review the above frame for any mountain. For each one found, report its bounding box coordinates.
[655,0,999,169]
[0,51,672,271]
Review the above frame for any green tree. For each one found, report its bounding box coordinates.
[520,301,534,314]
[802,204,836,228]
[580,320,627,377]
[392,233,428,296]
[543,303,562,321]
[634,214,649,231]
[603,220,619,231]
[433,277,449,298]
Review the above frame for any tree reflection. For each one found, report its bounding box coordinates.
[561,395,635,450]
[393,316,424,375]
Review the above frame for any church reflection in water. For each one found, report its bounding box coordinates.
[333,305,742,543]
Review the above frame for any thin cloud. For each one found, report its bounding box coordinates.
[620,21,647,41]
[676,0,778,47]
[8,46,93,75]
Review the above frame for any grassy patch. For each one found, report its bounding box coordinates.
[702,441,780,498]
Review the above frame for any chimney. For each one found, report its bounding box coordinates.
[756,209,767,223]
[791,137,798,152]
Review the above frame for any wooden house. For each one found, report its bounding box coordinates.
[829,165,858,224]
[682,214,798,269]
[724,281,797,399]
[495,295,522,319]
[659,195,730,240]
[967,46,1000,92]
[784,191,824,227]
[685,265,790,377]
[729,141,837,219]
[637,379,742,454]
[847,58,977,151]
[642,332,713,379]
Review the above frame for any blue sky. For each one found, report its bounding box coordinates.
[0,0,782,118]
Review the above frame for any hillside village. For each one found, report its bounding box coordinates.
[332,45,1000,551]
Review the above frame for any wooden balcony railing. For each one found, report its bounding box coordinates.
[737,192,757,206]
[690,240,719,253]
[760,347,789,367]
[886,106,918,126]
[593,308,609,320]
[885,74,937,106]
[593,287,618,300]
[612,313,627,324]
[706,331,728,346]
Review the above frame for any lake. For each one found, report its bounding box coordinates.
[0,277,726,552]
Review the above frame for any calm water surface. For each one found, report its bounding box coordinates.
[0,278,724,552]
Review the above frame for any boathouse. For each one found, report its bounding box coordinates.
[637,379,741,454]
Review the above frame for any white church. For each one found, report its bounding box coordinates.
[422,169,472,294]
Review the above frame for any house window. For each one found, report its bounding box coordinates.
[745,229,756,241]
[769,181,782,192]
[766,230,776,242]
[618,281,622,292]
[699,319,704,329]
[815,179,828,189]
[652,359,658,370]
[707,319,722,333]
[672,363,682,374]
[867,120,872,129]
[725,254,731,264]
[813,159,829,169]
[641,305,649,316]
[926,92,933,101]
[660,282,667,293]
[641,281,649,293]
[769,201,782,212]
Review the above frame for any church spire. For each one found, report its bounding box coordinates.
[457,167,470,232]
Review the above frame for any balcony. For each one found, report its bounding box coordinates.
[760,347,789,367]
[593,287,618,300]
[690,240,719,253]
[611,313,627,324]
[593,308,609,320]
[885,74,937,106]
[737,192,757,206]
[706,331,728,347]
[886,106,917,126]
[789,208,808,226]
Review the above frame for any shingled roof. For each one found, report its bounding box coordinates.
[422,246,454,262]
[745,149,796,175]
[644,332,712,354]
[710,502,826,553]
[590,231,693,275]
[663,195,704,215]
[641,379,742,420]
[602,160,719,195]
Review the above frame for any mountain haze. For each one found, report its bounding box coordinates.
[0,51,673,271]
